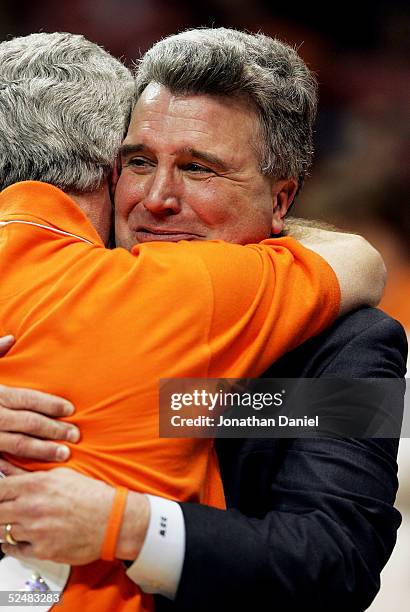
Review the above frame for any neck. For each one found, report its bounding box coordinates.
[69,183,112,246]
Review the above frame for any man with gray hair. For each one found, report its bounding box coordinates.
[0,29,406,612]
[115,27,317,250]
[0,33,134,196]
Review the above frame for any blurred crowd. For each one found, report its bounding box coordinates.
[0,1,409,609]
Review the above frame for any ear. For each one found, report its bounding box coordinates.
[271,179,298,235]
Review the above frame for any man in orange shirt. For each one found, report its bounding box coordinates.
[0,30,391,612]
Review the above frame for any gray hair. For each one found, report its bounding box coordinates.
[135,28,318,190]
[0,32,136,193]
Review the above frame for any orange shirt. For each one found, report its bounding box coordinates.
[0,181,340,611]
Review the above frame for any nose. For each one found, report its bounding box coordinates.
[143,168,181,216]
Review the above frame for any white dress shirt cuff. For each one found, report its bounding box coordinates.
[125,494,185,600]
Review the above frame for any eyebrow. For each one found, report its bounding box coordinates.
[120,144,145,157]
[120,144,229,171]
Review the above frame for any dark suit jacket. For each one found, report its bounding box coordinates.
[157,308,408,612]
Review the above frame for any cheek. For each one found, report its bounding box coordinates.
[114,208,133,250]
[187,181,234,225]
[218,184,273,243]
[244,199,274,240]
[113,176,140,249]
[245,181,275,230]
[115,172,143,221]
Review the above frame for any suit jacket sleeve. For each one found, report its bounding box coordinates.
[163,309,407,612]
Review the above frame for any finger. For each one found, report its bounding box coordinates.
[0,478,19,502]
[0,385,74,417]
[0,407,80,443]
[0,472,48,504]
[0,335,15,357]
[0,433,71,462]
[0,515,23,539]
[1,541,33,558]
[0,458,26,476]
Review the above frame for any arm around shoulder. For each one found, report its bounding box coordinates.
[299,230,386,316]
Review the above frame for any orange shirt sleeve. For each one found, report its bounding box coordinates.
[176,237,340,376]
[128,236,339,377]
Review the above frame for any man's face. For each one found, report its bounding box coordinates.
[115,83,290,250]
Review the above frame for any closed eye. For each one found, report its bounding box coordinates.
[182,162,213,174]
[125,157,155,171]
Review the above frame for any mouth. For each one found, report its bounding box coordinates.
[134,227,205,243]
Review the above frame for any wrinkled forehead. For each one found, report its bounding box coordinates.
[125,83,262,165]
